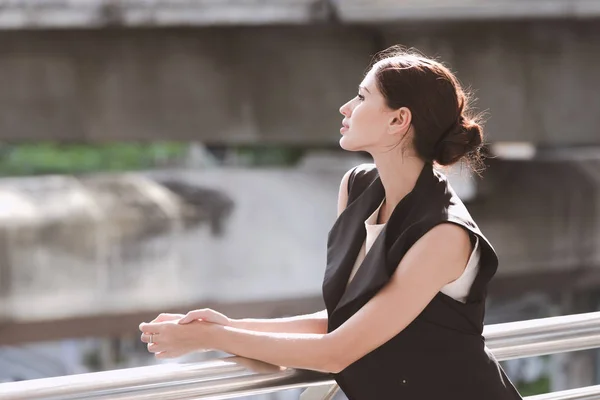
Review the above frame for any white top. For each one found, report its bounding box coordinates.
[346,199,480,303]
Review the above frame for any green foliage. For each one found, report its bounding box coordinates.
[233,146,306,166]
[82,349,102,372]
[0,142,315,176]
[0,142,187,176]
[516,376,551,397]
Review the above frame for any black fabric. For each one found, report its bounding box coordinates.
[322,163,522,399]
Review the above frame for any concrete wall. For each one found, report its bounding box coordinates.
[0,164,348,326]
[1,1,599,29]
[472,158,600,275]
[337,0,600,21]
[381,21,600,146]
[0,20,599,145]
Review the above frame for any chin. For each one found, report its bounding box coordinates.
[339,135,365,152]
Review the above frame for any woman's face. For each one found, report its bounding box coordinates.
[338,67,410,153]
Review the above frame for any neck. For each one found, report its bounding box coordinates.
[371,153,426,210]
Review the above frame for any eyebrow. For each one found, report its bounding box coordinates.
[358,85,371,94]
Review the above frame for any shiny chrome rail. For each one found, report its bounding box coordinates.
[3,311,600,399]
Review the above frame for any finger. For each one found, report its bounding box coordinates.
[155,351,170,359]
[139,322,164,333]
[178,315,194,324]
[147,342,164,353]
[179,309,209,324]
[179,310,204,324]
[139,322,151,332]
[141,332,159,343]
[152,313,180,323]
[140,333,151,343]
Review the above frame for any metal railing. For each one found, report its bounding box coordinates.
[3,312,600,399]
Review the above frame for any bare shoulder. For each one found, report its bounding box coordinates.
[337,167,354,217]
[423,223,472,259]
[399,222,473,284]
[428,222,471,241]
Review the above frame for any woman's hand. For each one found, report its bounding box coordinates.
[139,313,184,344]
[178,308,231,326]
[151,313,185,323]
[139,319,218,359]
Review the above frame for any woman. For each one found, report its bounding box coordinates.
[139,46,523,399]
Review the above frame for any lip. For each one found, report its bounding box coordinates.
[340,120,349,134]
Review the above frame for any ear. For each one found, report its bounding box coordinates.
[389,107,412,136]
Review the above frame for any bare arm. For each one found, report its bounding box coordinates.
[229,309,327,334]
[205,223,471,373]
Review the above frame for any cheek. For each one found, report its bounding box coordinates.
[352,106,386,135]
[348,108,367,132]
[340,113,382,150]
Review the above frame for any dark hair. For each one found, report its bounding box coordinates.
[371,46,485,172]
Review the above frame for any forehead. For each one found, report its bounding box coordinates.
[360,69,377,88]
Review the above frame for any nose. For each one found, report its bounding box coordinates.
[339,100,352,117]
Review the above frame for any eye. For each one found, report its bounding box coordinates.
[357,94,365,101]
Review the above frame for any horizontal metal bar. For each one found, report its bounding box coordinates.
[0,357,334,400]
[486,311,600,360]
[3,312,600,399]
[527,384,600,400]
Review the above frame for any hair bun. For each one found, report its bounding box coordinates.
[433,117,483,166]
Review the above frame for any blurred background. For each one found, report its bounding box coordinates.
[0,0,599,398]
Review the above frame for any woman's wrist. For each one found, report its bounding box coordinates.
[207,322,228,350]
[227,318,241,329]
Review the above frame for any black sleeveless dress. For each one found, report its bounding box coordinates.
[322,163,523,399]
